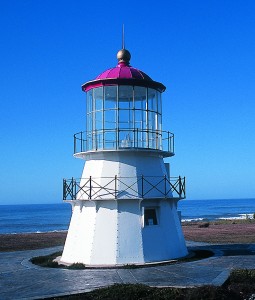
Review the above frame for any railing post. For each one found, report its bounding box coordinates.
[71,177,73,200]
[136,128,138,148]
[73,135,76,154]
[115,175,117,199]
[178,176,182,198]
[172,133,175,154]
[164,175,167,197]
[63,179,66,200]
[116,128,119,149]
[168,131,170,152]
[74,178,77,200]
[95,130,98,150]
[81,131,83,152]
[141,175,144,198]
[183,176,186,198]
[89,176,92,200]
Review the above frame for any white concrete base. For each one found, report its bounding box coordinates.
[60,198,188,265]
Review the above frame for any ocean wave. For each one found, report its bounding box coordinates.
[218,213,254,220]
[5,229,68,235]
[181,213,254,222]
[181,218,205,222]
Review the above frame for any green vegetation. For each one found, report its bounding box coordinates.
[198,222,210,228]
[30,251,62,268]
[47,269,255,299]
[30,250,213,269]
[68,263,86,270]
[30,252,86,269]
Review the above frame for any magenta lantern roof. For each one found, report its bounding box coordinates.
[82,49,166,93]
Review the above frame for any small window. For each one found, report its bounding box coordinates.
[144,208,158,226]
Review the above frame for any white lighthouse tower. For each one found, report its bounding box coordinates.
[60,47,188,266]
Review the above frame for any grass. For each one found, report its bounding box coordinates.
[46,269,255,299]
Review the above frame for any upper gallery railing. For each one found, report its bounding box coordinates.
[73,128,174,156]
[63,176,185,201]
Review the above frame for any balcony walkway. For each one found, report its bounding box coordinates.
[63,176,185,201]
[1,242,255,299]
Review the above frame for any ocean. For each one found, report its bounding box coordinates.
[0,198,254,234]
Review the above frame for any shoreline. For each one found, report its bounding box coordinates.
[1,219,255,252]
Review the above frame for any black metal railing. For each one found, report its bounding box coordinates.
[73,128,174,156]
[63,176,185,201]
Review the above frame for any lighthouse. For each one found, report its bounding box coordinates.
[61,47,188,266]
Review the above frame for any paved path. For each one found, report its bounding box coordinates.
[0,242,255,300]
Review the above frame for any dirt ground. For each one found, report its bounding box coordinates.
[182,221,255,244]
[1,220,254,252]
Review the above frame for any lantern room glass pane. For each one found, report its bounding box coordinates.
[148,88,157,112]
[119,130,133,148]
[94,87,103,111]
[134,86,146,110]
[158,92,162,115]
[95,111,103,130]
[104,110,116,130]
[118,86,133,107]
[104,131,116,149]
[87,113,92,132]
[105,86,117,109]
[146,111,154,131]
[119,109,133,129]
[87,89,93,114]
[134,110,143,129]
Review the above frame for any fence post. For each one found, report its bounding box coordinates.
[89,176,92,199]
[115,175,117,199]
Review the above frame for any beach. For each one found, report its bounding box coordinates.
[1,220,254,252]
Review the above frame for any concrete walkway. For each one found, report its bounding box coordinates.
[0,242,255,300]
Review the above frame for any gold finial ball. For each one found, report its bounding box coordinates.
[117,49,131,63]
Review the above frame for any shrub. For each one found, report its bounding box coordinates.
[198,222,210,228]
[229,269,255,284]
[68,263,86,270]
[30,251,62,268]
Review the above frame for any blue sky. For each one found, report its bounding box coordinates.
[0,0,255,204]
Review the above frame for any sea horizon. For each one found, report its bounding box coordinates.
[0,198,254,234]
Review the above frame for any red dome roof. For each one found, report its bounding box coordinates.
[82,49,165,92]
[96,62,152,81]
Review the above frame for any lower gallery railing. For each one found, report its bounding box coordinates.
[63,176,185,201]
